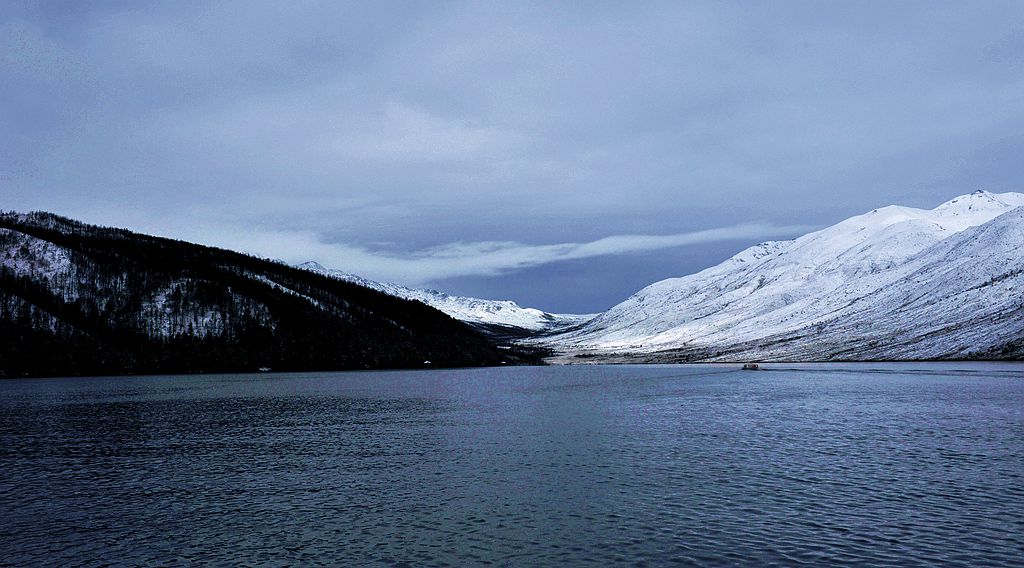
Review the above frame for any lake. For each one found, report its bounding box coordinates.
[1,363,1022,566]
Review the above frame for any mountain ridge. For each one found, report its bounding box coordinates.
[536,190,1024,361]
[0,211,529,377]
[3,189,1021,375]
[296,261,595,335]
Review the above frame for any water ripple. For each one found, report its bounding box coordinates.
[1,363,1022,566]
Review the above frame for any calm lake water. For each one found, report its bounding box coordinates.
[1,363,1023,566]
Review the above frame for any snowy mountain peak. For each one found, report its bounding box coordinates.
[538,191,1024,361]
[933,190,1024,216]
[298,260,328,271]
[297,261,594,333]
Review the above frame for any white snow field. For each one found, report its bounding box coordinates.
[537,190,1024,361]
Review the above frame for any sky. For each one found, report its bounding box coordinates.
[2,1,1024,313]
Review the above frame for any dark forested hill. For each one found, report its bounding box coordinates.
[0,211,531,377]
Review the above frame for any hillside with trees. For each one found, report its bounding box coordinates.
[0,211,530,377]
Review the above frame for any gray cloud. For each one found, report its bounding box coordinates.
[3,1,1024,310]
[187,222,814,285]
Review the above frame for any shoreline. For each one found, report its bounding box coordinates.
[4,358,1022,380]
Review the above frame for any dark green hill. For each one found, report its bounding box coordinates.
[0,211,530,377]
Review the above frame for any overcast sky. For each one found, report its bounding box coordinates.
[3,1,1023,312]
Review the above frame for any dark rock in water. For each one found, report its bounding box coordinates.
[742,363,760,370]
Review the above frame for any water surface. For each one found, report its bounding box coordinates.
[2,363,1023,566]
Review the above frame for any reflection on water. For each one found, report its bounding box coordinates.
[1,363,1023,566]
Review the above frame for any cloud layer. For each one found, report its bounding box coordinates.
[204,222,815,285]
[3,1,1023,309]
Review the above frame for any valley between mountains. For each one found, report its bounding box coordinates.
[2,190,1022,376]
[301,190,1024,362]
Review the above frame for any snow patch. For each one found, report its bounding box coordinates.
[297,261,595,332]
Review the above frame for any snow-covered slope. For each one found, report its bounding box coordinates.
[297,261,594,333]
[540,190,1024,361]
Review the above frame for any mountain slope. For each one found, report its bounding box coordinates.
[539,191,1024,361]
[0,211,523,377]
[297,261,594,335]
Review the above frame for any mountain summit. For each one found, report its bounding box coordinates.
[538,191,1024,361]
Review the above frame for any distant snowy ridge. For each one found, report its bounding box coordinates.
[297,261,595,333]
[538,190,1024,361]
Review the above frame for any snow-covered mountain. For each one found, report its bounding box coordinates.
[296,261,594,334]
[539,190,1024,361]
